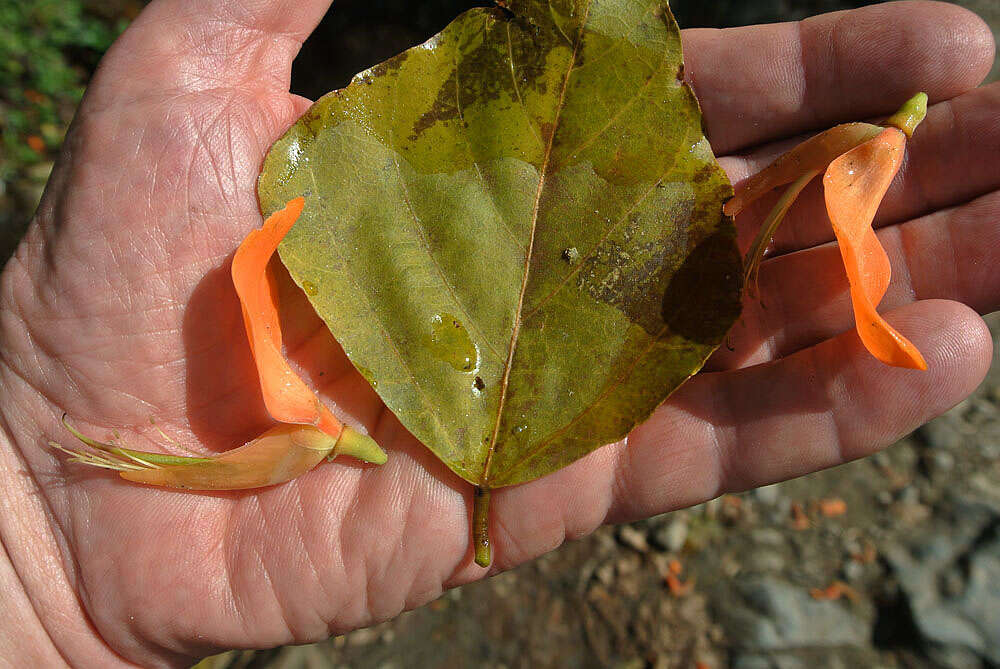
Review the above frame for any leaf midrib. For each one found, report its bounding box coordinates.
[480,2,592,488]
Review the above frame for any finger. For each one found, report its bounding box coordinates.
[709,189,1000,370]
[724,83,1000,255]
[603,299,992,524]
[684,1,995,155]
[87,0,334,102]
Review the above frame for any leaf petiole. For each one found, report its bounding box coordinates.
[473,486,491,568]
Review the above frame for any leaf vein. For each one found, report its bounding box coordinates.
[481,1,594,487]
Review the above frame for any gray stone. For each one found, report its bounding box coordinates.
[651,518,688,552]
[980,442,1000,460]
[753,484,782,506]
[885,499,1000,665]
[842,560,865,583]
[714,576,869,651]
[745,549,786,574]
[897,486,920,505]
[931,450,956,472]
[918,420,963,450]
[616,525,649,553]
[732,656,777,669]
[751,528,787,547]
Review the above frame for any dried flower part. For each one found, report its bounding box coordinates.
[724,123,882,218]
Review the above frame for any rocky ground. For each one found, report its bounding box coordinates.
[3,2,998,668]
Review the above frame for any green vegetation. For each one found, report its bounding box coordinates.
[0,0,131,258]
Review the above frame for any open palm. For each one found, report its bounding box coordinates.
[0,1,996,666]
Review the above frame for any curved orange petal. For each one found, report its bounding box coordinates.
[824,128,927,370]
[231,197,346,436]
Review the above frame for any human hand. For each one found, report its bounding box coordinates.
[0,1,995,666]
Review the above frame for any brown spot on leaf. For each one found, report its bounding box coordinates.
[369,49,410,78]
[577,201,695,335]
[660,230,742,343]
[410,9,552,141]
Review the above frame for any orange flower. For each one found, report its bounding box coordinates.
[55,199,386,489]
[727,93,929,370]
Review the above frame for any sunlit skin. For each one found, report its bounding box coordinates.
[0,2,997,666]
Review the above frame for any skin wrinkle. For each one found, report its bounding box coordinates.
[320,486,354,637]
[813,343,854,465]
[912,98,957,216]
[883,224,918,305]
[217,503,249,644]
[942,205,966,309]
[595,445,625,531]
[0,456,74,668]
[490,505,526,571]
[609,435,638,520]
[299,476,361,633]
[815,10,848,126]
[0,538,67,665]
[758,253,793,361]
[149,512,222,656]
[33,322,160,413]
[234,496,290,645]
[381,462,457,620]
[0,385,120,667]
[525,449,608,533]
[341,453,410,624]
[908,209,961,305]
[270,490,331,642]
[2,284,86,413]
[711,369,750,492]
[393,482,443,614]
[508,480,570,560]
[249,510,299,646]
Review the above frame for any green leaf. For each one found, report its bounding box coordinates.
[258,0,741,490]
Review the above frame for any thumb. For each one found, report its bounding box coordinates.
[85,0,334,108]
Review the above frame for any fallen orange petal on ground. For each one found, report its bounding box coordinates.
[819,497,848,517]
[666,573,694,597]
[790,502,810,530]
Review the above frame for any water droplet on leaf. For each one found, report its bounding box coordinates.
[427,313,478,372]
